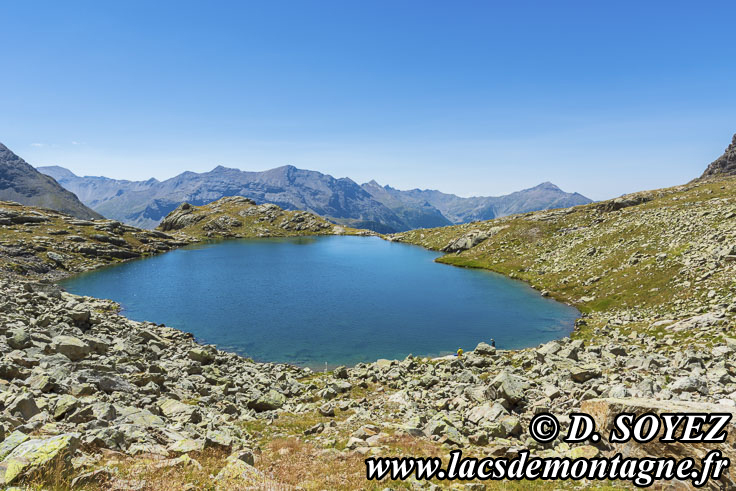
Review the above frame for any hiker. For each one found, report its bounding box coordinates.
[456,348,463,357]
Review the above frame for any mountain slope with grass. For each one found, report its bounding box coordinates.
[389,174,736,336]
[0,143,101,220]
[157,196,366,240]
[3,171,736,489]
[3,135,736,489]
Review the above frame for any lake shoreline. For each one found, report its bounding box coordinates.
[58,235,579,369]
[1,176,734,487]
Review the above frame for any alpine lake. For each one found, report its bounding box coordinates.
[60,236,579,369]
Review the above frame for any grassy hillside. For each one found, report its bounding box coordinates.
[0,196,366,278]
[389,176,736,338]
[0,200,181,277]
[156,196,367,239]
[3,180,735,490]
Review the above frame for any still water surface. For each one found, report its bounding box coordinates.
[60,236,578,368]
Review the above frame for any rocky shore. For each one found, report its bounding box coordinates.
[0,175,734,489]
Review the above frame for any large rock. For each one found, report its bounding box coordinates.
[116,407,165,427]
[596,194,652,212]
[669,313,723,332]
[0,433,80,484]
[582,398,736,490]
[441,229,492,253]
[158,203,206,232]
[669,376,709,395]
[0,432,29,461]
[491,371,529,404]
[51,335,91,361]
[466,402,508,425]
[6,394,39,420]
[215,452,271,486]
[158,399,202,424]
[168,438,205,454]
[7,329,31,350]
[570,364,602,383]
[53,394,80,420]
[248,390,286,412]
[205,429,234,450]
[474,342,496,356]
[188,347,216,365]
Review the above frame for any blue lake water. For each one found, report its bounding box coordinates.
[59,236,578,368]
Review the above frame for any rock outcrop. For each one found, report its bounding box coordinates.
[441,226,507,252]
[0,201,185,277]
[158,196,366,239]
[701,133,736,179]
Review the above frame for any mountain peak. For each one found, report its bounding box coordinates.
[0,142,102,220]
[701,133,736,179]
[210,165,236,173]
[273,164,298,172]
[530,181,562,192]
[0,142,21,164]
[37,165,77,180]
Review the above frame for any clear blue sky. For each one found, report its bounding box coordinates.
[1,1,734,200]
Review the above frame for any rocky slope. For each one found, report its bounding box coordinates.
[0,168,734,487]
[0,143,101,220]
[389,177,736,324]
[157,196,366,240]
[0,200,184,277]
[40,164,591,233]
[0,201,368,487]
[701,132,736,179]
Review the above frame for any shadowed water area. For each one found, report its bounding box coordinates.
[60,236,579,368]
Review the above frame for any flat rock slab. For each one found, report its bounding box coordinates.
[0,433,79,485]
[582,398,736,490]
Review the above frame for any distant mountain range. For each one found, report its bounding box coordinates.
[39,164,591,232]
[0,143,101,220]
[361,180,591,226]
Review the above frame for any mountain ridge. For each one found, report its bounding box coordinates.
[39,164,592,232]
[0,143,101,220]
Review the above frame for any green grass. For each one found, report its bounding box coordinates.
[390,176,736,349]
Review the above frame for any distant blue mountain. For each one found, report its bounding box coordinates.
[39,164,592,232]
